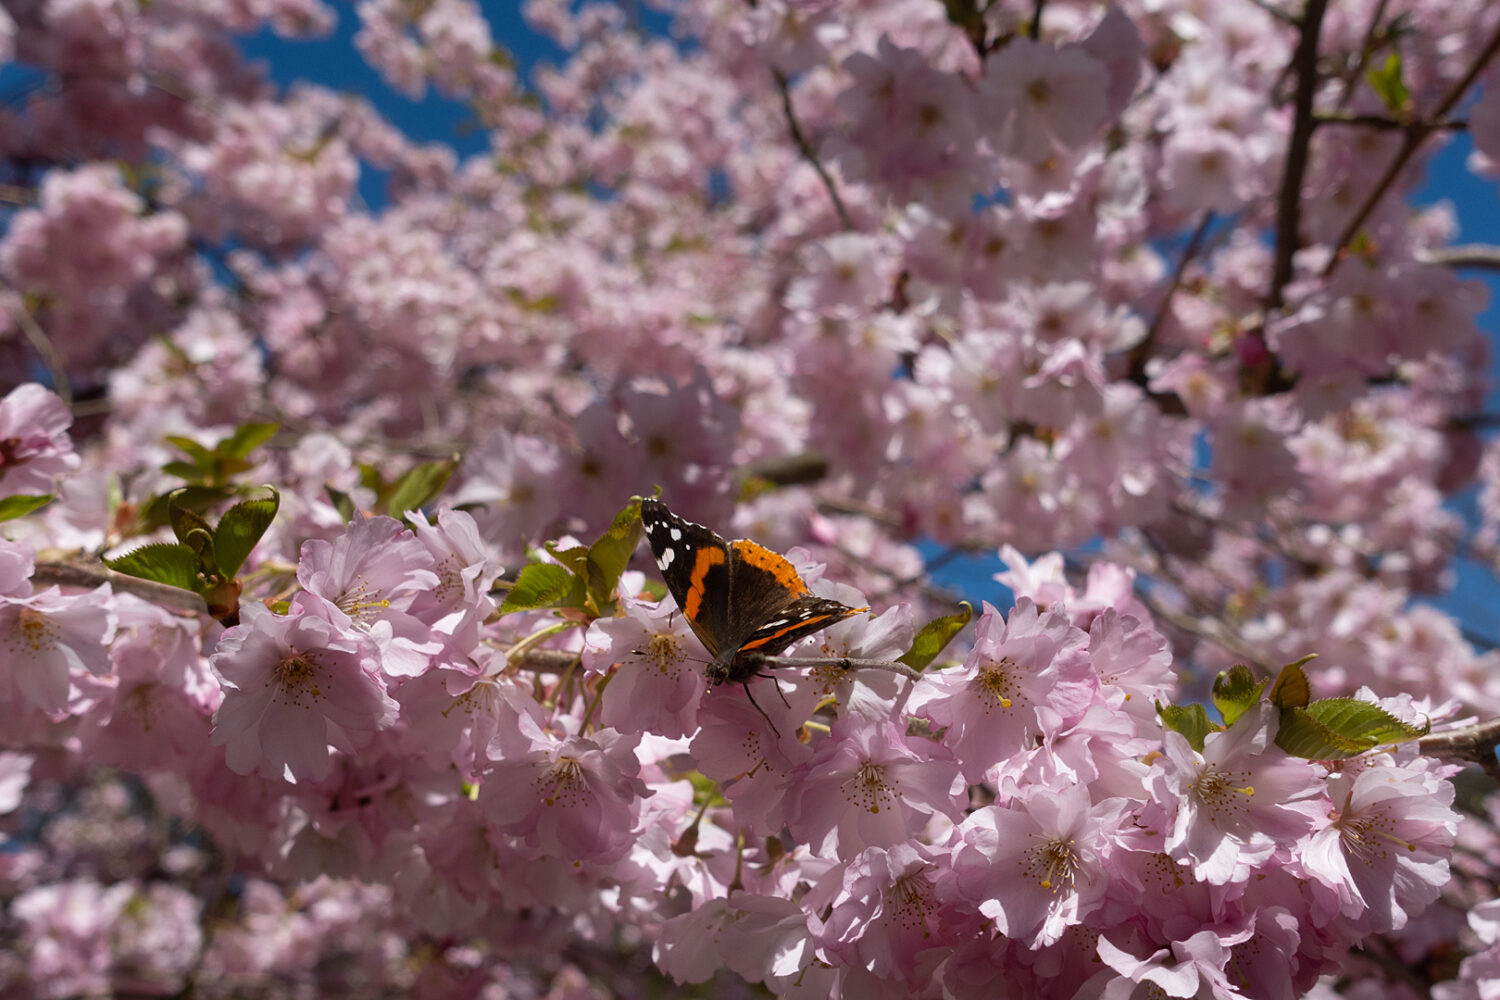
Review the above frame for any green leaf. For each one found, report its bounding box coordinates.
[136,485,230,533]
[218,422,279,459]
[584,499,645,607]
[325,485,355,522]
[1274,706,1375,760]
[1212,664,1266,728]
[168,496,215,548]
[357,464,383,493]
[1159,702,1214,752]
[165,435,214,470]
[161,460,205,482]
[898,603,973,671]
[214,489,280,578]
[105,543,203,592]
[386,459,456,517]
[545,543,590,577]
[1275,698,1429,760]
[0,494,54,522]
[499,562,581,614]
[1269,657,1314,710]
[1366,52,1411,115]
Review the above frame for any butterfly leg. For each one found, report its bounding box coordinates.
[741,680,782,739]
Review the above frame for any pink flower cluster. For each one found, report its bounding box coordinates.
[3,0,1500,994]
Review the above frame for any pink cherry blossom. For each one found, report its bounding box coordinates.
[0,384,80,496]
[1302,756,1458,933]
[582,591,708,739]
[0,583,115,714]
[978,36,1109,162]
[915,599,1098,781]
[478,687,651,864]
[784,716,965,858]
[1150,702,1328,885]
[210,595,398,782]
[297,515,442,677]
[954,783,1130,947]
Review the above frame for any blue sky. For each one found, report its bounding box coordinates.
[238,10,1500,639]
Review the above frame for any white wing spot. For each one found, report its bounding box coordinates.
[659,547,675,568]
[670,527,682,541]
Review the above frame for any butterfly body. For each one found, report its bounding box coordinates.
[640,498,867,686]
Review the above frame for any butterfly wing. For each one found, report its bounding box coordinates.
[735,594,867,659]
[640,498,732,659]
[726,539,866,657]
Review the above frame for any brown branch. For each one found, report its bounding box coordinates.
[1130,212,1214,378]
[1028,0,1047,39]
[1322,19,1500,279]
[1266,0,1331,311]
[1244,0,1300,28]
[33,560,208,614]
[1334,0,1392,109]
[1314,111,1467,131]
[513,649,582,675]
[1419,244,1500,271]
[773,69,854,231]
[1418,717,1500,781]
[1133,587,1281,676]
[740,452,829,487]
[3,293,72,407]
[743,652,926,681]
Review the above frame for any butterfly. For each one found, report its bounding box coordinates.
[639,497,868,689]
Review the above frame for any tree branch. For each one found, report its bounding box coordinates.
[1419,717,1500,780]
[1313,111,1467,131]
[2,291,73,407]
[1322,18,1500,279]
[33,560,208,615]
[1244,0,1300,28]
[1130,212,1214,379]
[773,69,854,231]
[1266,0,1331,311]
[1419,244,1500,271]
[742,651,926,681]
[1028,0,1046,39]
[1333,0,1392,109]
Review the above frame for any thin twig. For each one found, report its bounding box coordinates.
[1419,244,1500,271]
[743,652,926,682]
[1322,18,1500,279]
[1133,588,1280,676]
[512,649,583,675]
[1244,0,1300,28]
[772,69,854,231]
[1028,0,1046,39]
[33,560,208,614]
[1130,212,1213,378]
[4,294,73,407]
[1334,0,1392,109]
[1266,0,1331,311]
[1314,111,1466,131]
[1418,717,1500,780]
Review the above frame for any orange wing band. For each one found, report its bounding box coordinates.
[730,540,811,596]
[683,545,727,620]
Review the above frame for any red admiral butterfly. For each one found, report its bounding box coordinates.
[640,498,868,688]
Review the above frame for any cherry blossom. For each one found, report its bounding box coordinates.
[0,0,1498,994]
